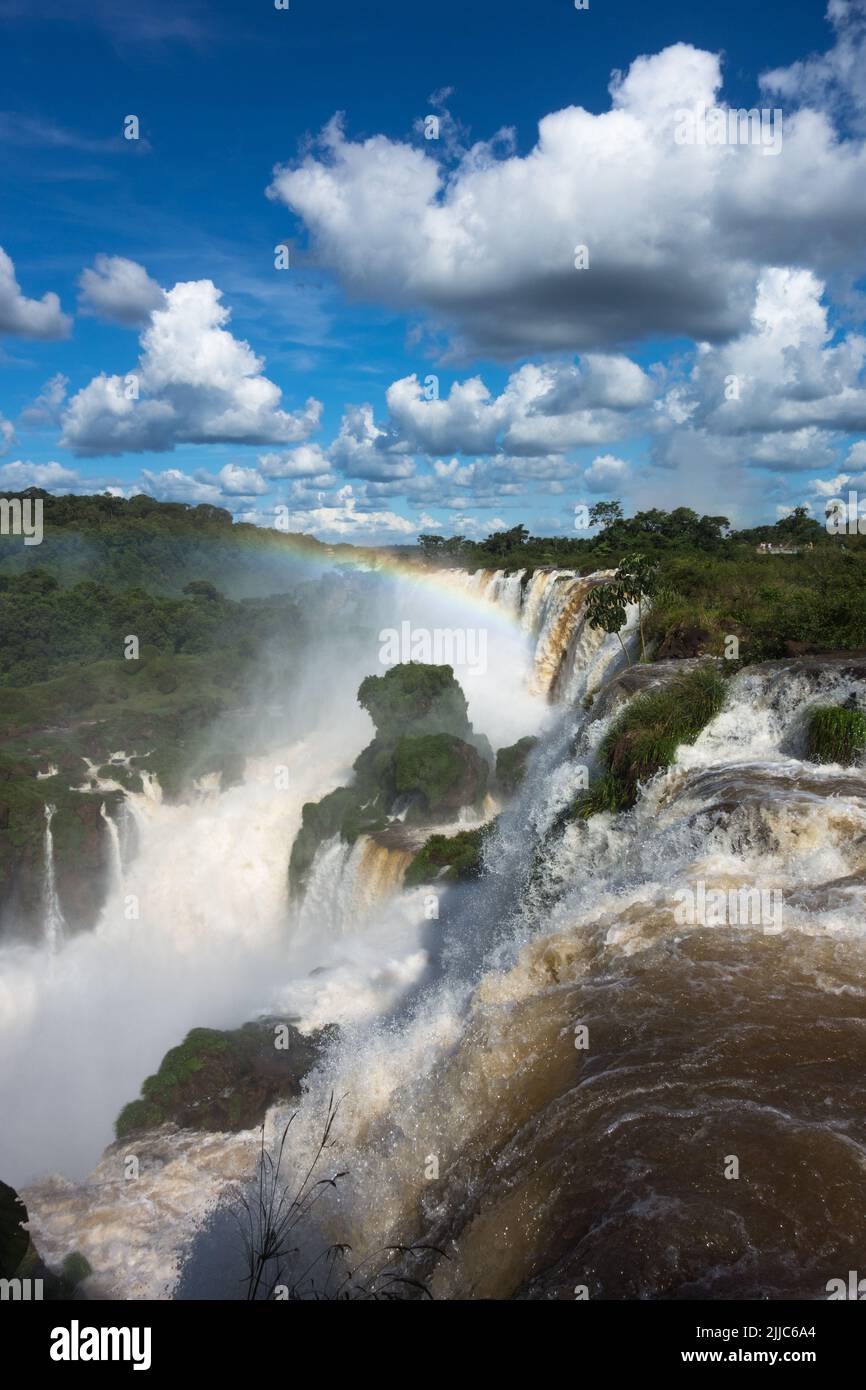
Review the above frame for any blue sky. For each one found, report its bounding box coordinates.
[1,0,865,542]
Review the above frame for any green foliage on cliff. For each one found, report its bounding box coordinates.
[570,665,728,819]
[357,662,472,740]
[394,733,488,816]
[115,1021,328,1139]
[495,737,538,796]
[289,663,490,896]
[415,505,866,662]
[403,823,493,887]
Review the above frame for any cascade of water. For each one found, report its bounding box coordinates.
[99,801,124,902]
[42,804,66,953]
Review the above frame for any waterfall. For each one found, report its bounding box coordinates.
[441,565,626,700]
[13,567,866,1301]
[42,804,66,953]
[100,801,124,901]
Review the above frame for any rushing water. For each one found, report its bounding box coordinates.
[5,570,866,1300]
[42,804,66,954]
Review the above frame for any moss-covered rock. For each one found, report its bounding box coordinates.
[806,704,866,765]
[404,823,493,887]
[393,733,488,818]
[288,785,389,896]
[495,736,539,796]
[289,663,493,896]
[357,662,473,741]
[114,1019,333,1140]
[569,665,727,819]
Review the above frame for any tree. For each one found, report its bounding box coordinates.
[615,554,659,660]
[584,554,659,665]
[585,584,630,666]
[588,500,624,529]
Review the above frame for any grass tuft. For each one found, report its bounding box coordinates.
[806,705,866,765]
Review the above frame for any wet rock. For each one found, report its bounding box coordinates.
[114,1019,336,1140]
[655,623,712,661]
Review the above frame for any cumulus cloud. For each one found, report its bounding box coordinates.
[0,459,79,488]
[281,482,417,539]
[651,269,866,477]
[0,246,70,339]
[268,34,866,357]
[78,254,166,326]
[19,373,68,428]
[368,354,654,463]
[257,443,331,478]
[583,453,631,493]
[138,468,223,505]
[215,463,270,496]
[761,1,866,130]
[61,279,323,455]
[328,404,414,481]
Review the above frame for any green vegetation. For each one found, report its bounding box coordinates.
[417,502,866,664]
[806,705,866,765]
[586,554,663,664]
[394,733,487,814]
[404,824,493,887]
[290,663,491,896]
[644,549,866,662]
[357,662,474,741]
[0,488,336,596]
[495,736,539,795]
[0,565,304,688]
[0,499,318,941]
[115,1020,330,1139]
[570,666,728,818]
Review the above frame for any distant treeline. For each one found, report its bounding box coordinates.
[0,488,335,596]
[415,501,856,570]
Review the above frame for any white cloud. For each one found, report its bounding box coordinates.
[761,1,866,130]
[651,269,866,480]
[19,373,68,428]
[257,443,331,478]
[268,34,866,357]
[138,468,223,505]
[368,355,654,463]
[215,463,270,496]
[583,453,631,493]
[287,483,417,539]
[0,459,79,488]
[0,246,70,340]
[329,404,414,481]
[61,279,323,455]
[78,254,166,326]
[0,415,14,455]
